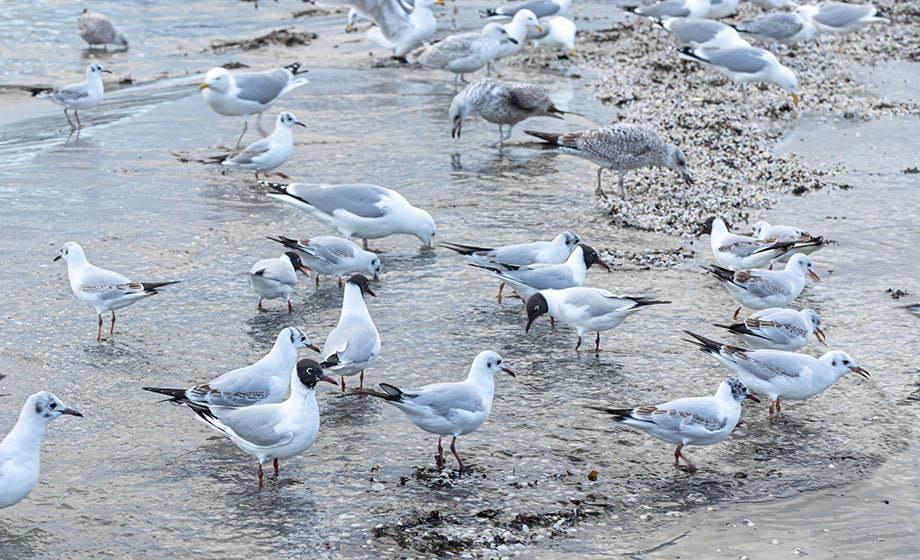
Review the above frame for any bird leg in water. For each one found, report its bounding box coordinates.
[733,306,742,320]
[359,370,365,391]
[110,311,116,335]
[258,463,264,488]
[340,377,346,392]
[273,458,279,476]
[450,436,465,471]
[496,282,505,302]
[595,332,601,352]
[97,314,103,342]
[435,437,446,467]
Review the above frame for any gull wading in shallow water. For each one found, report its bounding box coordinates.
[30,63,110,129]
[183,359,336,488]
[704,253,819,318]
[715,307,825,352]
[525,288,671,351]
[198,63,309,147]
[364,351,514,471]
[248,252,310,311]
[143,327,320,408]
[408,23,518,87]
[751,220,832,263]
[441,231,580,268]
[78,9,128,50]
[524,124,693,197]
[269,235,381,287]
[587,378,758,473]
[262,181,436,248]
[55,242,180,341]
[1,392,82,509]
[684,331,869,422]
[209,112,305,181]
[332,0,444,57]
[698,216,798,271]
[321,275,381,391]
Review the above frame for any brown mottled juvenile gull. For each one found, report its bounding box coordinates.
[408,23,518,86]
[449,77,565,147]
[524,124,692,197]
[78,9,128,50]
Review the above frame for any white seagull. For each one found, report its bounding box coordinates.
[248,252,309,311]
[262,181,436,248]
[491,10,544,74]
[482,0,571,20]
[449,77,565,147]
[733,12,818,45]
[698,216,796,271]
[184,359,336,488]
[796,2,889,44]
[1,392,82,509]
[30,63,110,129]
[321,275,381,391]
[705,253,819,318]
[408,23,518,87]
[55,242,180,341]
[703,0,739,19]
[715,307,825,351]
[525,288,670,350]
[628,0,712,20]
[524,124,693,197]
[751,220,832,262]
[676,45,799,105]
[78,9,128,50]
[142,327,320,407]
[269,235,381,287]
[587,378,758,473]
[364,350,514,471]
[751,0,800,8]
[198,62,309,147]
[685,331,869,422]
[470,244,609,302]
[656,17,750,49]
[212,112,305,181]
[529,16,577,55]
[337,0,445,57]
[440,231,581,268]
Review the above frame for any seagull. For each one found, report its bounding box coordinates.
[77,9,128,50]
[491,10,544,74]
[697,216,796,271]
[675,46,798,105]
[655,17,750,49]
[142,327,320,407]
[440,231,581,268]
[268,235,381,287]
[449,77,565,147]
[181,359,336,488]
[262,181,436,248]
[587,378,758,473]
[30,63,110,129]
[714,307,825,351]
[198,62,309,147]
[529,16,577,55]
[732,12,818,45]
[525,288,670,351]
[408,23,518,87]
[55,242,180,341]
[248,252,310,311]
[751,0,800,8]
[796,2,889,49]
[704,253,819,318]
[338,0,445,57]
[321,275,380,391]
[524,124,693,197]
[469,244,609,302]
[1,392,82,509]
[627,0,712,20]
[363,350,514,471]
[703,0,740,19]
[750,220,832,262]
[208,112,305,181]
[481,0,571,20]
[684,331,869,422]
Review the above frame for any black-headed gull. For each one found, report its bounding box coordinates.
[751,220,832,262]
[698,216,796,271]
[269,235,381,287]
[684,331,869,422]
[715,307,825,352]
[482,0,571,20]
[55,242,180,341]
[78,9,128,50]
[1,392,82,509]
[143,327,320,407]
[335,0,444,57]
[212,112,305,181]
[705,253,818,318]
[449,77,564,148]
[198,63,309,147]
[262,181,436,248]
[470,243,609,302]
[675,46,798,105]
[525,288,670,351]
[249,252,309,311]
[321,275,380,391]
[183,359,336,488]
[733,13,818,45]
[440,231,580,268]
[524,124,693,197]
[656,17,750,49]
[587,378,758,473]
[30,63,110,129]
[364,350,514,471]
[408,23,518,87]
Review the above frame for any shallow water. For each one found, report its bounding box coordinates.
[1,1,919,558]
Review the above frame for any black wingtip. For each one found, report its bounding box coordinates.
[584,405,630,421]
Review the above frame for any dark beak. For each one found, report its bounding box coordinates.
[525,316,535,333]
[319,375,338,385]
[745,393,760,403]
[62,408,83,417]
[365,287,377,297]
[682,171,694,185]
[502,367,515,377]
[452,120,461,139]
[849,366,870,379]
[809,270,820,281]
[596,259,610,271]
[53,254,62,261]
[815,327,826,346]
[508,37,519,44]
[306,343,321,353]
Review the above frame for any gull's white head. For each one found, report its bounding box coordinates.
[721,378,760,404]
[507,10,543,37]
[751,221,770,238]
[409,208,437,248]
[277,111,306,129]
[471,351,515,379]
[786,253,818,281]
[558,231,581,250]
[771,62,798,104]
[86,63,111,78]
[801,309,826,345]
[279,327,321,353]
[24,391,83,425]
[54,241,86,264]
[820,351,870,380]
[448,91,471,139]
[199,67,231,94]
[538,17,576,55]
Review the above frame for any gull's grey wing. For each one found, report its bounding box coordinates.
[699,47,768,73]
[410,383,487,417]
[212,406,294,447]
[815,3,873,28]
[233,68,291,105]
[287,184,390,218]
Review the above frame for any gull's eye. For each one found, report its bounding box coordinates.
[49,402,57,409]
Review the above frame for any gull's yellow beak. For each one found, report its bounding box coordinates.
[792,93,799,105]
[535,24,544,33]
[198,82,210,91]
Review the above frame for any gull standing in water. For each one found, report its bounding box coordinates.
[210,112,305,181]
[449,77,565,147]
[524,124,693,197]
[55,242,180,341]
[714,308,825,352]
[675,45,799,105]
[334,0,444,57]
[408,23,518,87]
[587,378,758,473]
[321,275,381,391]
[1,392,82,509]
[248,252,310,311]
[269,235,381,286]
[30,63,110,129]
[364,351,514,471]
[198,63,309,147]
[78,9,128,50]
[705,253,819,317]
